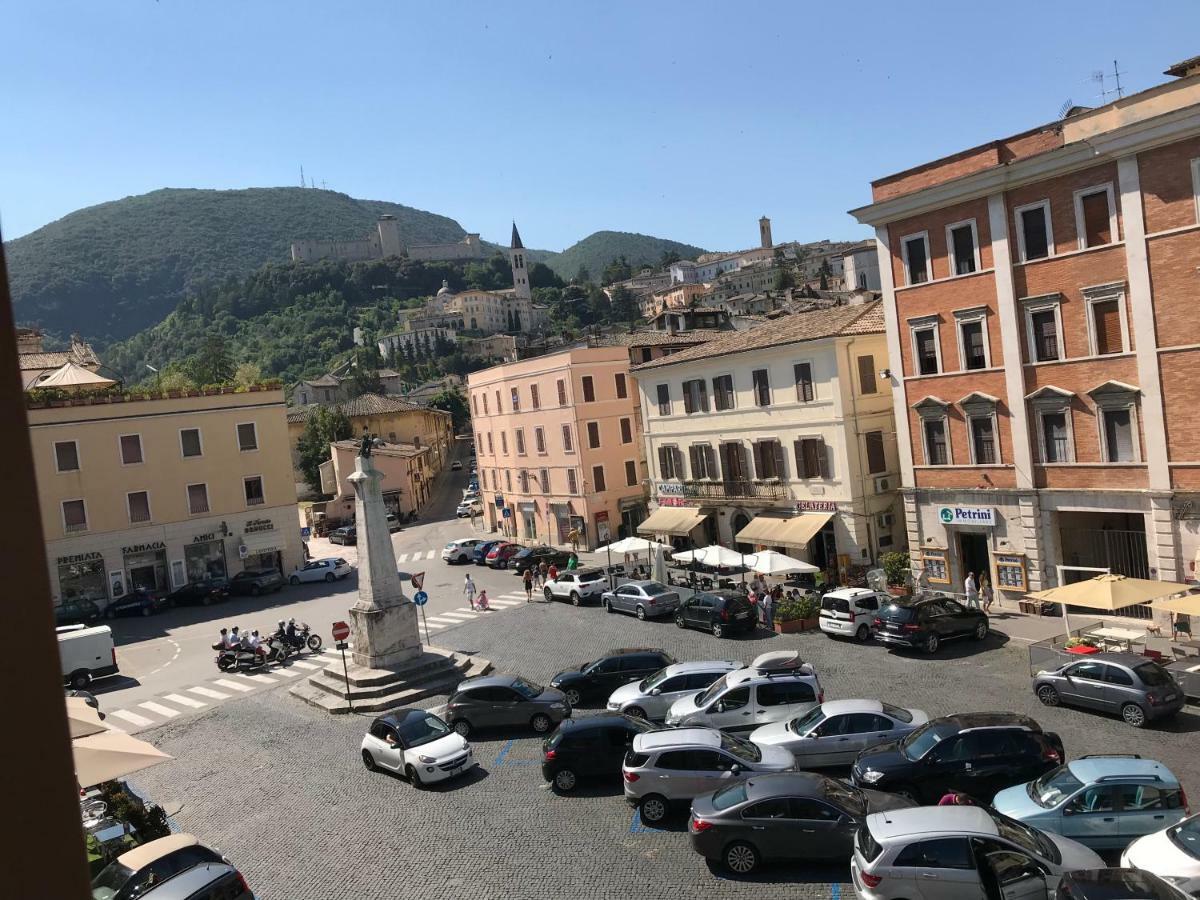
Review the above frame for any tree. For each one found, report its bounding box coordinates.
[573,265,591,284]
[297,406,353,494]
[428,388,469,431]
[819,270,829,290]
[609,285,638,323]
[528,262,563,289]
[773,268,795,291]
[182,334,234,385]
[346,364,383,397]
[659,249,681,267]
[232,362,262,387]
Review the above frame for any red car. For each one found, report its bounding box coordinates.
[486,542,524,568]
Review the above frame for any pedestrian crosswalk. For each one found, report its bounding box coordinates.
[395,549,437,562]
[416,590,531,635]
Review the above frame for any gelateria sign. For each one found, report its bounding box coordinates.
[937,506,995,527]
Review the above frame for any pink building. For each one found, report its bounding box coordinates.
[468,347,649,548]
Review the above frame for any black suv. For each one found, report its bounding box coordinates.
[510,546,571,573]
[549,649,676,707]
[872,595,988,653]
[1055,869,1192,899]
[165,580,230,607]
[674,590,757,638]
[541,712,656,793]
[228,568,285,596]
[850,712,1063,804]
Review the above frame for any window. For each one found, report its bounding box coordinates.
[682,379,709,414]
[62,499,87,532]
[946,219,980,276]
[794,437,828,479]
[186,483,210,515]
[127,491,151,524]
[119,434,143,465]
[236,422,258,452]
[852,356,877,396]
[510,387,520,412]
[1025,300,1064,362]
[561,424,574,453]
[713,374,735,410]
[587,422,600,449]
[689,444,718,480]
[906,317,941,375]
[1083,285,1128,356]
[243,476,265,506]
[753,439,786,479]
[519,470,529,493]
[505,470,512,492]
[472,395,479,415]
[566,469,578,494]
[794,363,814,402]
[500,432,508,455]
[658,446,684,480]
[1040,411,1072,463]
[720,442,750,481]
[54,441,79,473]
[894,838,973,870]
[1074,184,1117,249]
[180,428,203,458]
[900,232,931,285]
[515,428,526,455]
[482,393,489,414]
[535,426,546,454]
[655,383,672,416]
[625,460,638,487]
[756,681,816,707]
[619,417,632,444]
[1102,408,1136,463]
[582,376,595,402]
[751,369,771,406]
[495,390,501,413]
[540,468,550,494]
[865,431,886,474]
[1016,200,1053,262]
[486,433,494,454]
[924,419,949,466]
[592,465,606,492]
[615,373,627,399]
[530,384,540,409]
[557,378,567,405]
[640,348,652,363]
[969,415,997,464]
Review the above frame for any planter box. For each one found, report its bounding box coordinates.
[887,585,911,597]
[775,617,819,634]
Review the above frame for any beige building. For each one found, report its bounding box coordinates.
[30,386,302,609]
[18,329,102,390]
[468,346,649,548]
[318,439,434,522]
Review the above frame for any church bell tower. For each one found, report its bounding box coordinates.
[509,222,531,301]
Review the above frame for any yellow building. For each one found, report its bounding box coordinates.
[317,440,434,523]
[29,386,302,609]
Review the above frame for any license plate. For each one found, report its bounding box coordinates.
[735,612,749,619]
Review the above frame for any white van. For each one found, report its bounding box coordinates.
[58,624,119,689]
[818,587,886,641]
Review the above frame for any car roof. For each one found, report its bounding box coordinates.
[377,708,432,728]
[743,772,839,800]
[141,863,237,898]
[1060,868,1184,897]
[116,833,202,869]
[867,806,997,842]
[604,647,668,658]
[1067,756,1177,786]
[621,580,670,589]
[456,673,519,690]
[311,557,339,564]
[663,659,743,675]
[634,727,721,751]
[573,567,604,576]
[702,590,749,601]
[558,712,639,730]
[938,711,1041,732]
[1088,652,1155,667]
[824,587,883,600]
[819,699,888,717]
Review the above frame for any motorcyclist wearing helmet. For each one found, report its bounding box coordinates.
[285,617,300,649]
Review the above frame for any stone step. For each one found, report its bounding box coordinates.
[307,660,462,700]
[328,651,463,688]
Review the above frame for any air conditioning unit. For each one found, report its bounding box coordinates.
[873,476,891,493]
[877,512,895,529]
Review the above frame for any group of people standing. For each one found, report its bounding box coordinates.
[747,575,787,630]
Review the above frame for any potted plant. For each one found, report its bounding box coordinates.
[774,593,820,633]
[882,551,911,596]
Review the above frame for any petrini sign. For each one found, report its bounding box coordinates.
[938,506,995,527]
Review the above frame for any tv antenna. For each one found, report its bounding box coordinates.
[300,164,306,188]
[1057,98,1074,120]
[1092,59,1125,101]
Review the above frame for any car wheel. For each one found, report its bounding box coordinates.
[1036,685,1060,707]
[675,614,686,629]
[325,572,335,583]
[625,705,647,720]
[604,598,615,613]
[552,768,577,793]
[361,750,377,772]
[250,586,260,597]
[289,576,300,586]
[712,622,725,638]
[1121,703,1147,728]
[202,595,212,606]
[406,765,425,789]
[452,719,472,737]
[564,688,582,707]
[855,624,870,642]
[640,794,669,825]
[724,841,760,875]
[544,588,553,601]
[924,633,939,654]
[70,672,90,690]
[636,606,647,621]
[531,713,552,733]
[973,621,988,641]
[570,591,581,606]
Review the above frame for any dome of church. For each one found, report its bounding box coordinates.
[436,280,451,296]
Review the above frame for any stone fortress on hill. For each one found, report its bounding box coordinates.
[290,214,485,264]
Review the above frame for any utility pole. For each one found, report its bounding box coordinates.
[300,164,305,188]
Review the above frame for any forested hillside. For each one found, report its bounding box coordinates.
[547,230,706,281]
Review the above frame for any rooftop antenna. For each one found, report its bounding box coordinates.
[300,164,305,188]
[1093,59,1126,102]
[1058,98,1074,120]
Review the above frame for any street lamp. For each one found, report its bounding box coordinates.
[145,364,160,393]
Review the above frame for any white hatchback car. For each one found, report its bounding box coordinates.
[288,557,352,584]
[442,539,483,564]
[1121,812,1200,895]
[544,568,609,605]
[607,659,744,721]
[360,708,476,788]
[664,651,823,733]
[819,588,887,642]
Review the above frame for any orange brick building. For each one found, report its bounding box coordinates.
[850,56,1200,616]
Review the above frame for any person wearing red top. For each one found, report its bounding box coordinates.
[547,564,559,581]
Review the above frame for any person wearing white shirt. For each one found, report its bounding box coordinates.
[964,572,979,609]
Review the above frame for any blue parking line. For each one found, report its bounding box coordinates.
[831,884,840,899]
[628,809,664,833]
[494,739,513,766]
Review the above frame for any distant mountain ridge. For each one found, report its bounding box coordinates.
[546,230,707,281]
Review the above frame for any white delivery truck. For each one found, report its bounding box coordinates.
[57,624,119,689]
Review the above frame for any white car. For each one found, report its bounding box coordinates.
[456,501,483,518]
[818,587,886,641]
[360,709,476,788]
[451,460,463,470]
[664,651,823,733]
[1122,811,1200,895]
[442,539,483,564]
[544,568,608,605]
[288,557,352,584]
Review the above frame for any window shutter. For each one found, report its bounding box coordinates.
[857,355,877,393]
[683,382,695,414]
[772,442,786,479]
[706,445,718,481]
[794,440,805,476]
[658,446,670,478]
[794,363,813,402]
[1093,300,1121,355]
[819,441,831,479]
[1081,192,1111,246]
[689,445,701,477]
[697,380,709,412]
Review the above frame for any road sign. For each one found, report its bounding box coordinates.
[502,507,512,518]
[411,571,425,590]
[331,620,350,642]
[301,527,311,539]
[495,495,505,508]
[413,590,428,606]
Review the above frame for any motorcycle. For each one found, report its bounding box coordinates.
[289,622,323,653]
[214,643,265,672]
[262,634,294,665]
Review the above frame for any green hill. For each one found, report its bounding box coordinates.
[547,230,706,281]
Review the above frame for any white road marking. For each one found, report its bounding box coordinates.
[498,593,527,600]
[271,667,299,677]
[213,678,254,693]
[139,701,179,719]
[110,709,154,727]
[396,553,409,562]
[490,600,521,608]
[290,660,320,670]
[238,673,277,684]
[425,550,435,559]
[163,693,207,709]
[188,686,229,700]
[439,611,477,620]
[424,616,462,625]
[142,637,182,679]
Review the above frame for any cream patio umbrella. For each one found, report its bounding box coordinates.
[1025,573,1191,638]
[593,536,672,588]
[1149,593,1200,617]
[65,695,109,739]
[744,550,820,576]
[73,730,173,788]
[671,545,746,568]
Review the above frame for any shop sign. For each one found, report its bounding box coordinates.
[796,500,837,512]
[121,541,166,556]
[658,497,688,508]
[937,506,995,527]
[57,551,102,566]
[657,482,684,496]
[192,533,216,543]
[244,518,274,534]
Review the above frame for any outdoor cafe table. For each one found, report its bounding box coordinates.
[1089,626,1146,651]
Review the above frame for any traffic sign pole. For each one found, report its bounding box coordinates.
[332,621,352,711]
[421,606,430,645]
[411,591,430,644]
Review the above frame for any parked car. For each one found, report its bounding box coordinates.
[689,772,915,874]
[750,699,929,768]
[472,539,505,565]
[139,863,253,899]
[1121,811,1200,895]
[328,525,357,545]
[819,587,887,642]
[442,539,483,564]
[674,589,757,638]
[1055,869,1193,900]
[90,833,228,900]
[602,580,681,619]
[993,754,1188,850]
[550,648,676,707]
[455,500,482,518]
[541,712,656,793]
[58,624,118,689]
[850,806,1103,900]
[165,580,230,608]
[54,597,100,627]
[385,513,402,533]
[850,711,1063,805]
[664,651,823,733]
[288,558,352,585]
[544,567,608,604]
[486,542,524,569]
[607,659,743,721]
[1033,652,1185,728]
[871,594,989,653]
[227,568,284,596]
[622,727,796,824]
[443,674,570,737]
[451,460,463,470]
[509,546,570,573]
[104,587,169,619]
[360,708,475,787]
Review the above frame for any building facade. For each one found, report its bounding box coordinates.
[632,302,901,575]
[850,57,1200,613]
[468,347,649,548]
[319,440,434,521]
[290,214,484,264]
[30,387,302,609]
[839,241,881,291]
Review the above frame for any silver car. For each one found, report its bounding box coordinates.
[1033,651,1185,728]
[606,659,744,720]
[750,699,929,768]
[601,580,681,619]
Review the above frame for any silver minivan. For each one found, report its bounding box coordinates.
[606,659,743,721]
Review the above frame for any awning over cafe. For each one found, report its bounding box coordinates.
[637,506,708,537]
[777,512,834,548]
[735,515,797,546]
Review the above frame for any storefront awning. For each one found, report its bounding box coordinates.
[735,516,796,545]
[241,531,283,556]
[777,512,834,548]
[637,506,708,537]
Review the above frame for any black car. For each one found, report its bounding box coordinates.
[165,580,230,607]
[104,587,169,619]
[510,546,571,573]
[541,712,656,792]
[674,590,757,638]
[1055,868,1192,899]
[227,568,285,596]
[850,711,1063,805]
[688,772,915,874]
[329,526,357,546]
[549,648,676,707]
[872,595,989,653]
[55,598,100,627]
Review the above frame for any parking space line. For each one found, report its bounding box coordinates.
[494,739,514,766]
[628,809,664,834]
[213,678,254,692]
[188,686,229,700]
[110,709,154,727]
[163,692,206,708]
[139,701,179,719]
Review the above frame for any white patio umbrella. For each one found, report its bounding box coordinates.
[744,550,819,576]
[673,545,747,568]
[65,695,109,739]
[594,536,672,587]
[73,730,173,788]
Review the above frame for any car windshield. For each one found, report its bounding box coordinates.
[791,706,827,735]
[642,582,670,596]
[711,782,748,811]
[823,779,866,815]
[1028,765,1084,808]
[641,667,671,691]
[90,860,135,899]
[880,703,913,724]
[899,722,954,760]
[396,713,451,748]
[697,673,731,707]
[511,677,544,699]
[994,811,1060,864]
[720,732,762,763]
[1168,815,1200,860]
[1133,662,1171,687]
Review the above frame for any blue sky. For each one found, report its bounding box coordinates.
[1,1,1197,251]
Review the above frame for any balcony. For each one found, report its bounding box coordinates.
[677,480,789,501]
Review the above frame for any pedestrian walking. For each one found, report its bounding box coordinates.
[964,571,979,609]
[463,573,476,609]
[523,568,534,602]
[980,577,994,614]
[567,527,581,553]
[538,560,548,588]
[548,563,559,582]
[567,551,578,570]
[761,588,776,631]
